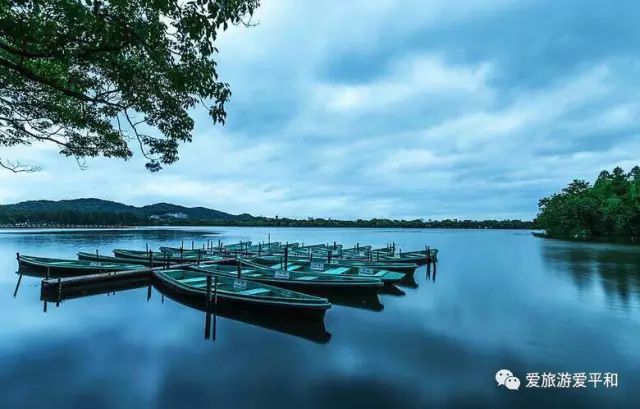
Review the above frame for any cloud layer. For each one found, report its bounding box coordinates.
[2,0,639,220]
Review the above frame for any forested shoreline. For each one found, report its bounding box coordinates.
[536,166,640,241]
[0,207,533,230]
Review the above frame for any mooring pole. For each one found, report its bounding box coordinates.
[56,277,62,307]
[147,285,152,302]
[328,250,332,264]
[426,245,431,265]
[213,276,218,312]
[206,275,212,313]
[237,260,242,278]
[146,243,149,252]
[284,244,289,271]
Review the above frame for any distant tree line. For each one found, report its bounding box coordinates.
[0,209,145,226]
[536,166,640,241]
[177,217,535,229]
[0,208,534,229]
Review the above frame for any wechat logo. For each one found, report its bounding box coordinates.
[496,369,521,390]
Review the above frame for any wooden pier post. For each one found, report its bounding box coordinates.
[284,244,289,271]
[146,243,149,252]
[328,250,332,264]
[191,240,194,250]
[56,277,62,306]
[147,285,152,302]
[213,276,218,313]
[237,260,242,278]
[426,245,431,265]
[206,275,212,313]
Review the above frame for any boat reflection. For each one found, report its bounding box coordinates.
[324,291,385,312]
[37,276,332,343]
[38,276,332,344]
[154,281,332,344]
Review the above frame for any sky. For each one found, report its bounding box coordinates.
[1,0,640,220]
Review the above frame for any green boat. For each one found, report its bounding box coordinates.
[269,254,417,274]
[113,249,221,263]
[159,246,208,254]
[77,251,167,266]
[18,255,141,276]
[154,268,331,320]
[245,256,406,283]
[193,262,383,293]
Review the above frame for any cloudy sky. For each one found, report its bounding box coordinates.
[1,0,639,220]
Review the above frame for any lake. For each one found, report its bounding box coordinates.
[1,227,638,409]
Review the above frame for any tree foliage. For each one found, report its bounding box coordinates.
[0,0,259,171]
[536,166,640,240]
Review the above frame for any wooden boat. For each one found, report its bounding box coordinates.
[152,282,332,343]
[244,256,405,283]
[159,246,207,254]
[77,251,167,266]
[267,254,418,273]
[18,255,141,276]
[113,249,222,263]
[193,262,383,293]
[154,268,331,320]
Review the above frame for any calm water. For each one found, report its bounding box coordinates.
[1,227,639,409]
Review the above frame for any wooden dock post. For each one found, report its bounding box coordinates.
[268,234,271,246]
[56,277,62,306]
[237,260,242,278]
[146,243,149,252]
[284,244,288,271]
[426,245,431,265]
[191,240,194,250]
[328,250,332,264]
[147,285,152,302]
[206,275,212,313]
[213,276,218,310]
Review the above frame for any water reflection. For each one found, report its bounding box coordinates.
[152,281,332,344]
[540,240,640,309]
[35,275,332,344]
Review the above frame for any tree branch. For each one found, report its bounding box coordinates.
[0,57,125,108]
[0,157,41,173]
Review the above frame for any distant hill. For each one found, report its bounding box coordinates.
[0,198,248,221]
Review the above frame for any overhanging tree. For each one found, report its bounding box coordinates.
[0,0,259,172]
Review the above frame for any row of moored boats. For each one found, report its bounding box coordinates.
[18,241,438,320]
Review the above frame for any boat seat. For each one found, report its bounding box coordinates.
[237,288,270,296]
[180,277,208,285]
[323,267,350,275]
[272,263,303,271]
